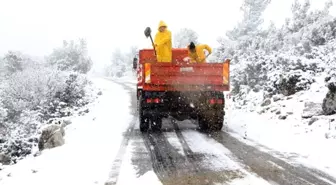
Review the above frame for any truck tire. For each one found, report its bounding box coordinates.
[198,117,209,132]
[139,96,149,132]
[209,114,224,131]
[151,117,162,131]
[199,110,224,132]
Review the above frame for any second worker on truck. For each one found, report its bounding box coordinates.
[154,21,172,62]
[187,42,212,63]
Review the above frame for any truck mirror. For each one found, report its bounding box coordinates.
[133,57,138,70]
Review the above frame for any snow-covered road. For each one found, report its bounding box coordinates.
[106,79,336,185]
[1,78,336,185]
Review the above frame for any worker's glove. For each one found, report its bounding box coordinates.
[183,57,191,62]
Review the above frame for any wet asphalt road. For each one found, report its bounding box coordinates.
[105,81,336,185]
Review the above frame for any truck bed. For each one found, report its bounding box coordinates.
[143,61,230,91]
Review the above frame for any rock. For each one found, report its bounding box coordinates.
[273,95,282,102]
[263,93,272,100]
[0,139,6,144]
[34,151,42,157]
[308,117,319,126]
[63,119,72,126]
[328,82,336,93]
[270,108,277,113]
[0,153,11,165]
[302,102,323,118]
[276,110,281,115]
[84,109,89,113]
[261,99,271,107]
[287,112,294,115]
[279,115,287,120]
[322,88,336,115]
[97,91,103,96]
[38,123,65,151]
[28,137,38,143]
[286,96,293,100]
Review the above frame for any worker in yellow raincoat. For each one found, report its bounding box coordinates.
[187,42,212,63]
[154,21,172,62]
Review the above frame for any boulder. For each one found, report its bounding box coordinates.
[273,95,282,102]
[308,117,319,126]
[322,83,336,115]
[38,123,65,151]
[279,115,287,120]
[302,102,323,118]
[261,99,271,107]
[0,153,11,165]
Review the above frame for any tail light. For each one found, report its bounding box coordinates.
[208,98,224,105]
[153,98,160,103]
[146,98,162,104]
[223,59,230,85]
[146,98,152,103]
[144,63,151,83]
[217,99,224,104]
[209,98,216,104]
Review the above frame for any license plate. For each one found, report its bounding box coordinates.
[180,67,194,72]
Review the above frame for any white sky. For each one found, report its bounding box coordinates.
[0,0,335,71]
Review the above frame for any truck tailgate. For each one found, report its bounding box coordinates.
[144,61,230,86]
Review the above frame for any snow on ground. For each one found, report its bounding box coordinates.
[182,130,272,185]
[108,72,137,84]
[0,78,133,185]
[115,139,162,185]
[226,173,272,185]
[226,76,336,178]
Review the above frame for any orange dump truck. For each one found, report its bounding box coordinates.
[133,48,230,132]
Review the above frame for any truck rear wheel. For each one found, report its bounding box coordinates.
[198,110,224,132]
[209,114,224,131]
[198,117,209,132]
[151,117,162,131]
[139,96,149,132]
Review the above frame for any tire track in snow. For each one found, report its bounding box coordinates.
[105,82,138,185]
[207,131,336,185]
[140,122,246,185]
[171,119,200,173]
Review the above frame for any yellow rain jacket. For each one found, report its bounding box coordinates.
[154,21,172,62]
[188,44,212,63]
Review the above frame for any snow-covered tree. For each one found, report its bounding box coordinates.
[109,48,126,78]
[174,28,198,48]
[48,39,93,74]
[1,51,34,75]
[227,0,271,41]
[216,0,271,60]
[108,46,138,77]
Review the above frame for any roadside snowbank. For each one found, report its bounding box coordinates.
[226,78,336,177]
[0,78,133,185]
